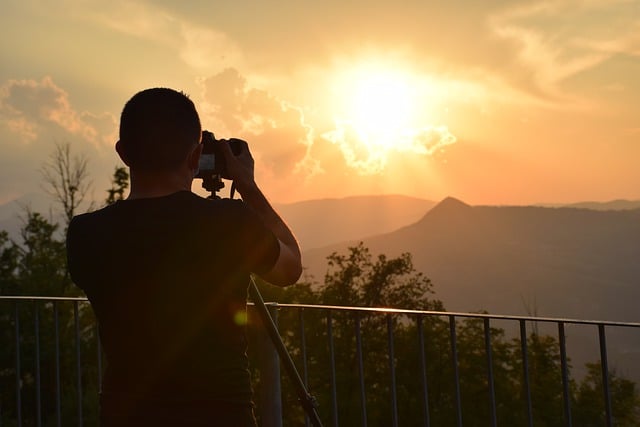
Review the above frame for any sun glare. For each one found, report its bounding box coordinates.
[330,65,425,155]
[324,60,457,174]
[349,73,414,144]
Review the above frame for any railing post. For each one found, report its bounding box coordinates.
[53,301,61,427]
[484,318,497,427]
[449,316,463,427]
[248,303,283,427]
[299,309,311,427]
[14,302,22,427]
[327,311,339,427]
[417,316,430,427]
[598,324,613,427]
[386,315,399,427]
[34,302,42,427]
[519,320,533,427]
[558,322,572,427]
[74,301,83,426]
[355,313,367,427]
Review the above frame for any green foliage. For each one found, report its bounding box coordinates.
[1,210,96,425]
[574,362,640,426]
[1,211,76,297]
[2,229,639,426]
[254,243,640,426]
[321,242,442,310]
[105,166,129,205]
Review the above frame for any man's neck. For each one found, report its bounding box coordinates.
[127,169,192,200]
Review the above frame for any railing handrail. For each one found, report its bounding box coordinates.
[270,302,640,328]
[3,294,640,426]
[0,295,89,302]
[2,295,639,328]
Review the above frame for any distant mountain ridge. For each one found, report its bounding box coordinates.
[275,194,435,250]
[540,199,640,211]
[302,197,640,382]
[303,196,640,321]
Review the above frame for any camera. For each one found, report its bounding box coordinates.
[195,130,247,181]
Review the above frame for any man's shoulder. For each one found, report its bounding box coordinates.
[66,205,117,244]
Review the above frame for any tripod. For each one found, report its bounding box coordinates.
[203,177,323,427]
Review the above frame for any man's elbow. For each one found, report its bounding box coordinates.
[283,261,303,287]
[262,251,302,287]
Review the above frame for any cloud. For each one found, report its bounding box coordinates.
[64,0,245,75]
[489,0,640,101]
[198,69,313,177]
[0,77,117,146]
[0,76,120,205]
[322,121,457,175]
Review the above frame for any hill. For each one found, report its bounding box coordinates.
[542,199,640,211]
[275,195,435,250]
[303,197,640,321]
[302,197,640,381]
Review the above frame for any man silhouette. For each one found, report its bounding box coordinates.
[66,88,302,426]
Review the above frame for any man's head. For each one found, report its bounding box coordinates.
[117,88,202,172]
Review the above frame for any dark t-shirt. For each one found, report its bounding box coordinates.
[66,191,279,420]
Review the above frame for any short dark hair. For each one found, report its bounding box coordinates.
[118,88,202,171]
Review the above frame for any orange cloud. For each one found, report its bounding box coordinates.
[198,69,313,177]
[0,77,116,146]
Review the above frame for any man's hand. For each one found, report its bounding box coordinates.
[217,139,258,194]
[216,137,302,286]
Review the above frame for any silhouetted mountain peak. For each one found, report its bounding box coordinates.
[435,196,470,210]
[421,196,472,219]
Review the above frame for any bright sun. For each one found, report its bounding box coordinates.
[335,67,418,150]
[325,61,456,175]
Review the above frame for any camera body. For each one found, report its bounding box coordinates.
[195,130,247,180]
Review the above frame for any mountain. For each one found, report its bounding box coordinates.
[303,197,640,381]
[541,199,640,211]
[303,197,640,321]
[275,195,435,250]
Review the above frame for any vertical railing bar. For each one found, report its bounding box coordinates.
[519,320,533,427]
[299,308,310,427]
[449,316,463,427]
[355,313,367,427]
[74,301,83,426]
[558,322,572,427]
[484,318,497,427]
[14,302,22,427]
[35,302,42,427]
[97,325,103,392]
[386,315,398,427]
[598,324,613,427]
[327,311,338,427]
[54,301,61,427]
[417,316,430,427]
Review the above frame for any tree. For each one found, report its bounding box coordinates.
[253,244,640,426]
[574,362,640,426]
[321,242,442,311]
[1,212,96,425]
[105,166,129,205]
[40,142,93,228]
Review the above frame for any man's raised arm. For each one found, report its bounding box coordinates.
[218,140,302,286]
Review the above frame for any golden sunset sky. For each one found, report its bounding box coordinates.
[1,0,639,205]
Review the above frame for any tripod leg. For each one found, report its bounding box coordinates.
[249,278,324,427]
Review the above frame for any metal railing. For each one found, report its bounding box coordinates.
[1,296,639,426]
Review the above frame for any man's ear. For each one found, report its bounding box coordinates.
[115,140,132,166]
[188,143,203,173]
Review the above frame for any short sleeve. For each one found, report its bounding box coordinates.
[230,201,280,275]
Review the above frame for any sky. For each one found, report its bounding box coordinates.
[1,0,639,206]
